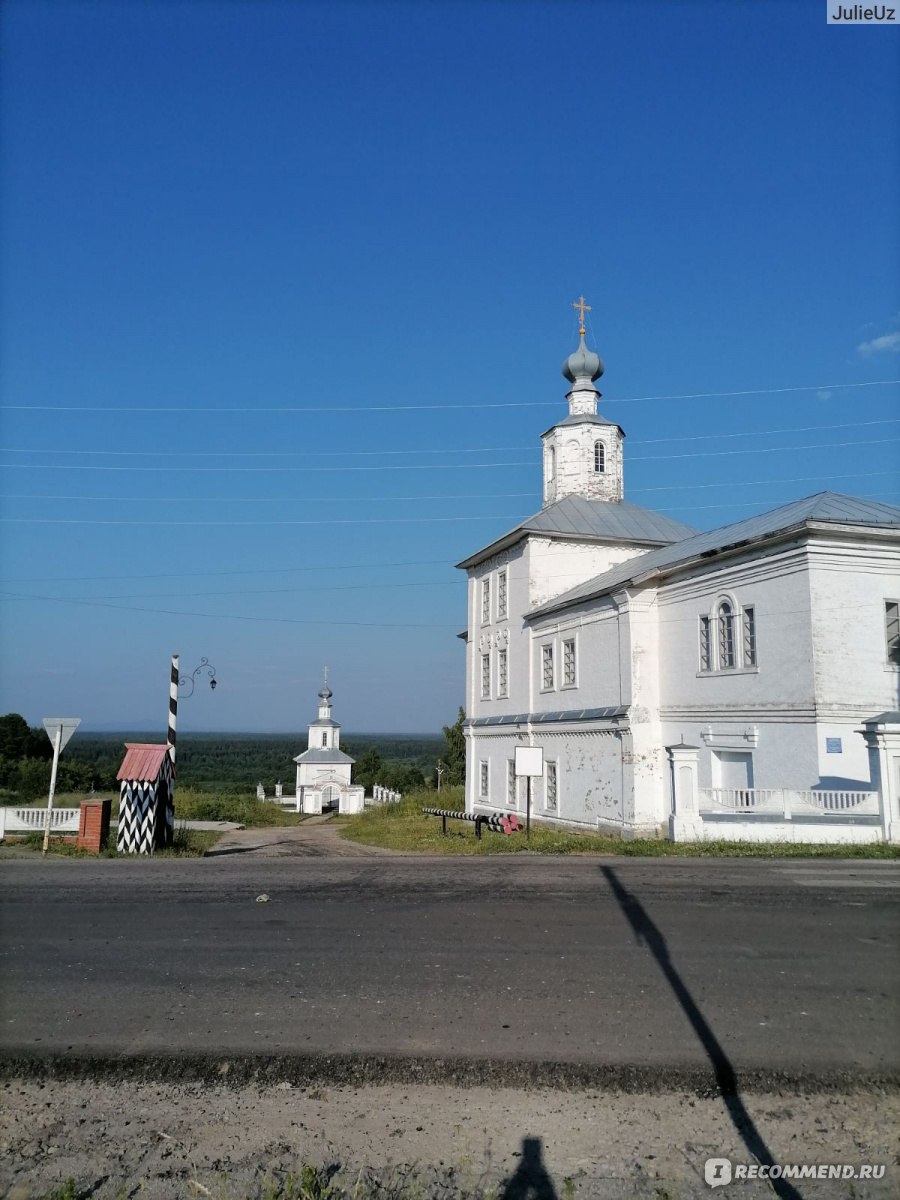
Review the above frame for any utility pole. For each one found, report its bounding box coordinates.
[436,760,444,793]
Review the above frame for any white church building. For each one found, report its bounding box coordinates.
[458,319,900,843]
[293,676,365,815]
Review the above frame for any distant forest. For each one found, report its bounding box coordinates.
[64,731,445,794]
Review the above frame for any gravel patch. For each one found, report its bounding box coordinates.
[1,1078,896,1199]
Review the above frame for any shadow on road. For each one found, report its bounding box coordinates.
[204,839,313,857]
[499,1136,558,1200]
[601,866,802,1200]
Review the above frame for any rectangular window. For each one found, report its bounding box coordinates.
[563,638,576,687]
[498,648,508,697]
[479,760,489,799]
[481,653,491,699]
[887,601,900,666]
[699,616,711,672]
[481,579,490,624]
[497,570,507,619]
[742,606,757,667]
[507,759,517,807]
[545,762,558,812]
[541,644,554,690]
[321,732,327,747]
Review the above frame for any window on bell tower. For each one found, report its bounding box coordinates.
[594,441,605,473]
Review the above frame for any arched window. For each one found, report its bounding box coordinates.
[594,441,605,473]
[544,445,556,500]
[717,600,736,669]
[700,595,759,672]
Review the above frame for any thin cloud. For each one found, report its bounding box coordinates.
[858,330,900,356]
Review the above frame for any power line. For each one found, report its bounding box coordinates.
[0,557,456,585]
[3,417,896,460]
[0,491,537,504]
[2,469,895,507]
[0,513,528,527]
[0,379,896,413]
[3,478,898,528]
[630,436,899,463]
[2,483,896,589]
[0,461,534,474]
[2,578,461,603]
[1,436,896,474]
[0,590,460,629]
[0,580,892,633]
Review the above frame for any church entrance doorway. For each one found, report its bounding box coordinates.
[322,783,341,810]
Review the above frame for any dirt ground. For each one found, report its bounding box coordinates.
[1,1079,897,1199]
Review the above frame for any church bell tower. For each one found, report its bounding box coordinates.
[541,297,625,507]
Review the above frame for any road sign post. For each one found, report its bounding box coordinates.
[514,746,544,841]
[41,717,81,855]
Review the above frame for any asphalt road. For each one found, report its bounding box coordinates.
[2,855,898,1086]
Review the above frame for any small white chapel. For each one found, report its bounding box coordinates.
[293,674,365,815]
[457,300,900,844]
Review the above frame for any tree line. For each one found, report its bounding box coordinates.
[0,711,467,801]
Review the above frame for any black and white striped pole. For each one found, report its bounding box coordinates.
[422,808,522,838]
[169,654,218,760]
[168,654,179,766]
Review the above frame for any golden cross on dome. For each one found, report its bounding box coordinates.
[572,295,591,335]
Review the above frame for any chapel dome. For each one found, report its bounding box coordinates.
[562,333,604,385]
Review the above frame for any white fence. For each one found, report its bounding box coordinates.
[0,806,80,838]
[368,785,402,806]
[700,788,880,817]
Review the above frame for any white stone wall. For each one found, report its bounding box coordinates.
[463,521,900,839]
[807,535,900,709]
[541,423,624,504]
[688,818,881,845]
[656,534,900,794]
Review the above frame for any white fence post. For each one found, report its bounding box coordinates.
[860,713,900,844]
[666,744,703,841]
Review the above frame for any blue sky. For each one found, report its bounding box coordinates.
[1,0,898,735]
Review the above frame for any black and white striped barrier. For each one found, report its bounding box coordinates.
[422,807,522,839]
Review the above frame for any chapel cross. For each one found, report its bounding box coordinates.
[573,295,591,334]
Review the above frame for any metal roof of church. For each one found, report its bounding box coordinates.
[293,748,355,765]
[540,413,622,436]
[456,495,697,569]
[116,743,170,782]
[529,492,900,618]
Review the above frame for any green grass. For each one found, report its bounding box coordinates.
[7,788,305,827]
[5,826,221,858]
[173,788,305,827]
[339,788,900,857]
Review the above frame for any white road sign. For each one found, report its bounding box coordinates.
[42,718,81,751]
[515,746,544,776]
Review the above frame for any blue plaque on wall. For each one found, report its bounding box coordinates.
[825,737,842,754]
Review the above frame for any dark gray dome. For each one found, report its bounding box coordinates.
[562,333,604,384]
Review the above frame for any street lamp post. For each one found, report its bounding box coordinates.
[168,654,217,765]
